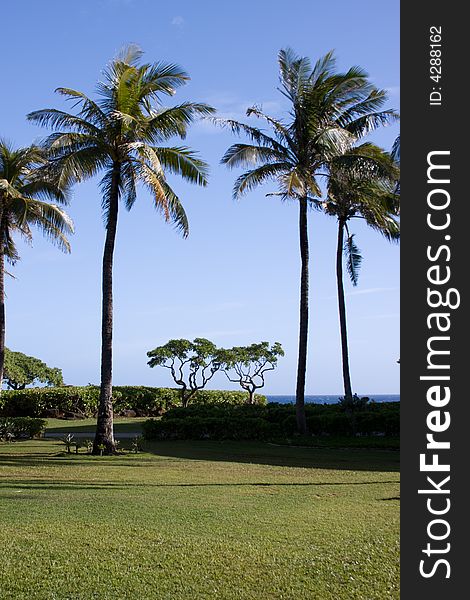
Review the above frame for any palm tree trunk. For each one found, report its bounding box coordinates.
[336,220,353,401]
[0,249,5,394]
[0,207,5,394]
[93,164,120,454]
[295,197,309,434]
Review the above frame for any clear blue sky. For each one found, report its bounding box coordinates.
[1,0,399,395]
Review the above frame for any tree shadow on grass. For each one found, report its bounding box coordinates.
[141,440,400,473]
[0,439,399,472]
[0,478,399,493]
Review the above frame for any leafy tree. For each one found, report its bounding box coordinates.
[323,143,399,402]
[219,342,284,404]
[3,348,64,390]
[29,46,213,453]
[147,338,221,407]
[220,49,398,433]
[0,141,73,392]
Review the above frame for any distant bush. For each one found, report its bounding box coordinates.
[142,402,399,441]
[0,386,265,418]
[0,386,100,417]
[142,414,280,441]
[0,417,46,440]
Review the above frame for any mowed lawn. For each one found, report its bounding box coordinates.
[0,438,399,600]
[45,417,147,435]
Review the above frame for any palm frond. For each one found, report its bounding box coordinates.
[213,118,286,154]
[278,48,312,101]
[99,167,122,224]
[314,126,355,159]
[27,108,101,135]
[1,226,20,265]
[332,143,399,181]
[156,178,189,237]
[120,160,137,211]
[138,61,190,99]
[221,143,288,168]
[346,110,400,138]
[49,144,110,188]
[144,103,214,142]
[308,50,337,86]
[232,163,290,199]
[344,233,362,286]
[391,135,400,162]
[55,88,109,128]
[19,176,70,205]
[245,106,291,145]
[22,200,74,253]
[152,146,209,186]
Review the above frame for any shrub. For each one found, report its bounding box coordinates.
[142,402,399,441]
[0,386,100,417]
[61,433,75,454]
[0,386,264,418]
[142,414,280,441]
[0,417,46,440]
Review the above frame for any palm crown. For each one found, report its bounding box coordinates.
[324,143,400,285]
[0,140,73,262]
[27,45,214,235]
[220,48,398,201]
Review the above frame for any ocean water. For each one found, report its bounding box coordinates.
[267,394,399,404]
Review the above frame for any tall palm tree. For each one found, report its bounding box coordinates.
[324,143,399,402]
[220,49,397,433]
[0,141,73,390]
[28,46,213,453]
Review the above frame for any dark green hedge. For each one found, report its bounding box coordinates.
[142,402,400,441]
[0,417,46,440]
[0,386,266,418]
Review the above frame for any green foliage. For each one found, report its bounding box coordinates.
[61,433,75,454]
[131,435,144,453]
[27,45,214,236]
[343,234,362,286]
[83,439,93,453]
[147,338,222,406]
[218,342,284,401]
[0,140,73,267]
[220,49,398,204]
[338,393,370,412]
[142,413,278,441]
[0,386,100,417]
[0,385,264,418]
[324,142,400,286]
[0,417,46,440]
[142,401,399,441]
[3,348,64,390]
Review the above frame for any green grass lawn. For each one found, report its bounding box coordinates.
[0,438,399,600]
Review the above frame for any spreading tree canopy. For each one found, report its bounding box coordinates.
[3,348,64,390]
[147,338,221,407]
[218,342,284,404]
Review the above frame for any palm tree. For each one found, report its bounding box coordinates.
[220,49,397,433]
[28,46,213,453]
[323,143,399,402]
[0,140,73,390]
